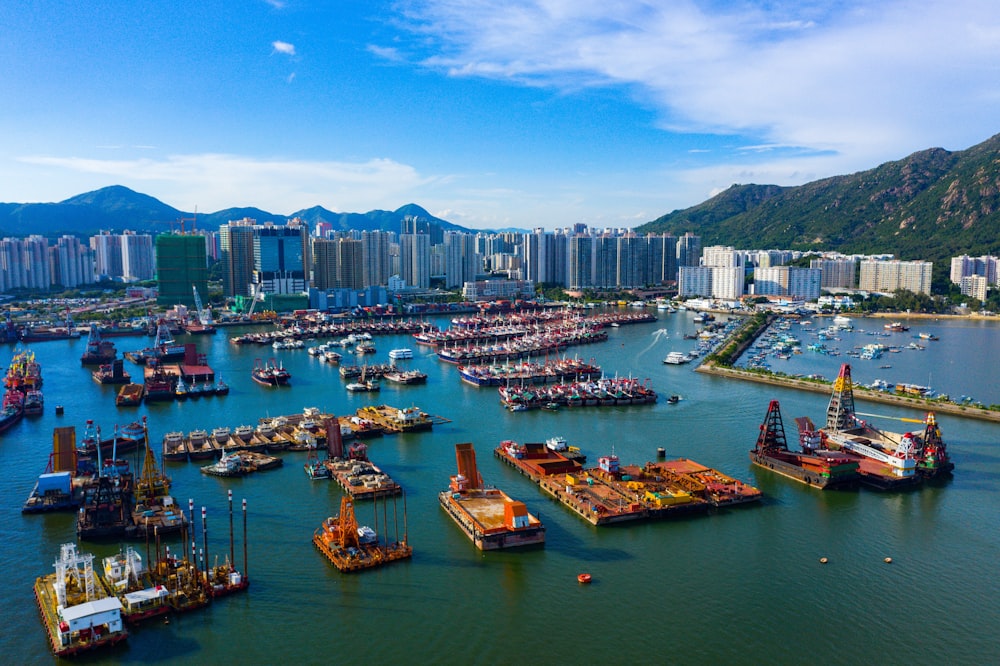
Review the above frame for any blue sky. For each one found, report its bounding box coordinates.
[2,1,999,230]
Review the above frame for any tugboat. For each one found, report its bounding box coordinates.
[34,543,128,657]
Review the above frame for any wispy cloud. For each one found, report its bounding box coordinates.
[388,0,1000,170]
[18,154,439,213]
[264,0,286,9]
[271,40,296,56]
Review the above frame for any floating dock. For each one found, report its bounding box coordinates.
[495,441,760,526]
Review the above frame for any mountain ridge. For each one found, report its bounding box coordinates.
[0,188,467,236]
[637,133,1000,265]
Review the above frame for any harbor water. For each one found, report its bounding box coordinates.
[2,311,999,664]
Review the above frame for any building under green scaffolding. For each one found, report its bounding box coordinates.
[155,233,208,308]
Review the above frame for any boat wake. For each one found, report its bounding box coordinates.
[640,328,671,355]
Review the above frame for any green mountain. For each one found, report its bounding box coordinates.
[0,186,468,236]
[638,133,1000,264]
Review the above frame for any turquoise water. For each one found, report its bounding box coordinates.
[2,311,999,665]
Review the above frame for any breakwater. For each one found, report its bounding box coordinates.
[695,362,1000,423]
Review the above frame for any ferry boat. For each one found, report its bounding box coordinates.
[663,351,690,365]
[749,400,859,489]
[388,347,414,360]
[313,495,412,572]
[252,358,291,386]
[34,543,128,657]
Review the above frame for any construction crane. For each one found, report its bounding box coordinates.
[244,283,264,319]
[192,286,213,325]
[854,411,928,424]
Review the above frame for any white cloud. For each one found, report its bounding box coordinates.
[393,0,1000,171]
[17,154,439,214]
[272,40,296,56]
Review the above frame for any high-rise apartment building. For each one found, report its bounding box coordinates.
[253,220,310,295]
[52,236,96,288]
[859,259,933,295]
[155,233,208,307]
[399,233,430,288]
[219,218,257,298]
[810,256,858,289]
[567,235,593,289]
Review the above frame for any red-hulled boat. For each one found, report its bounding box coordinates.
[749,400,859,489]
[252,358,291,386]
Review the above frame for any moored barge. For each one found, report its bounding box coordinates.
[495,440,760,526]
[34,543,128,657]
[750,400,860,489]
[313,495,412,572]
[439,443,544,550]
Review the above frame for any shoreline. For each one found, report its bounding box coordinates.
[696,362,1000,423]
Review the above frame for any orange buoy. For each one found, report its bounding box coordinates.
[819,557,828,564]
[884,557,893,564]
[577,573,592,584]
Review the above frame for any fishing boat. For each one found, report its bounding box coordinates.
[439,442,545,550]
[34,543,128,657]
[23,388,44,416]
[346,365,380,392]
[0,389,26,433]
[252,358,291,386]
[383,368,428,385]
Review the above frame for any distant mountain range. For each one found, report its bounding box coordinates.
[5,131,1000,268]
[0,185,468,236]
[637,132,1000,267]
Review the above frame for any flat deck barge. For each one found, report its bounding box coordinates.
[494,441,760,526]
[440,443,545,550]
[323,457,401,499]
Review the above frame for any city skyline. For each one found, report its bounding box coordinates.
[3,1,999,230]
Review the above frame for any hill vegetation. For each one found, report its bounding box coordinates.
[638,133,1000,267]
